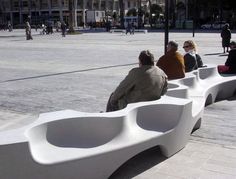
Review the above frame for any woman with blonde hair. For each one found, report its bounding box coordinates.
[183,40,203,72]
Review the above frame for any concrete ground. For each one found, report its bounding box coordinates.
[0,29,236,178]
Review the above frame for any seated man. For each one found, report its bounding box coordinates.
[106,50,168,112]
[157,41,185,80]
[218,41,236,74]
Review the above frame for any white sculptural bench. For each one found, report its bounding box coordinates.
[0,65,236,179]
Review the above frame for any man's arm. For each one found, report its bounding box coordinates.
[110,69,136,104]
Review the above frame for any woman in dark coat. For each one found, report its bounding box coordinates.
[183,40,204,72]
[221,24,231,53]
[218,41,236,74]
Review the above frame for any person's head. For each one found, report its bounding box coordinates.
[167,41,178,52]
[183,40,197,52]
[230,41,236,49]
[224,23,229,29]
[139,50,154,66]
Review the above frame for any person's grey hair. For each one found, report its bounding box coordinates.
[168,41,178,51]
[139,50,154,66]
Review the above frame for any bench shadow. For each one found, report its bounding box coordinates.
[109,146,167,179]
[204,53,223,56]
[227,94,236,101]
[219,74,236,77]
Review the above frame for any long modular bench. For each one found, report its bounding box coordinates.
[0,65,236,179]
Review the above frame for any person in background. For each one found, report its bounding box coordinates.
[61,21,67,37]
[25,21,33,40]
[221,23,231,53]
[218,41,236,74]
[157,41,185,80]
[106,50,168,112]
[126,22,131,35]
[183,40,204,72]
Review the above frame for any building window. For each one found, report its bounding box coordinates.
[22,1,28,8]
[52,0,58,8]
[13,1,19,10]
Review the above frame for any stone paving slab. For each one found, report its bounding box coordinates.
[0,29,236,178]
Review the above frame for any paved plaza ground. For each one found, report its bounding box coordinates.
[0,29,236,178]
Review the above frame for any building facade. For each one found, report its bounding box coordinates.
[0,0,157,26]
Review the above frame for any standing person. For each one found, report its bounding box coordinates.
[41,23,46,35]
[157,41,185,80]
[25,21,33,40]
[106,50,168,112]
[221,23,231,53]
[218,41,236,74]
[126,22,131,35]
[8,21,12,32]
[61,21,67,37]
[131,22,135,34]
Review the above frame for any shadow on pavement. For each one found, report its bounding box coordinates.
[227,94,236,101]
[204,52,224,56]
[109,146,167,179]
[0,63,137,83]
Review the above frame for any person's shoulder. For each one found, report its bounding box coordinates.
[184,52,194,58]
[154,65,168,76]
[175,51,183,56]
[196,53,202,58]
[229,49,236,54]
[158,54,166,60]
[129,67,140,73]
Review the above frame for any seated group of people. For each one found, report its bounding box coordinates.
[157,40,204,80]
[107,40,236,112]
[218,41,236,74]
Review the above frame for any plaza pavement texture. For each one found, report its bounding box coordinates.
[0,29,236,178]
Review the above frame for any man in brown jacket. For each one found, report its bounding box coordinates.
[157,41,185,80]
[106,50,168,112]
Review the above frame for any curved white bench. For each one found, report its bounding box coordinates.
[0,65,235,179]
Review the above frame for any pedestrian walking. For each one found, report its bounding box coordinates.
[221,23,231,53]
[25,21,33,40]
[126,22,131,35]
[61,21,67,37]
[41,24,46,35]
[8,21,12,32]
[131,22,135,35]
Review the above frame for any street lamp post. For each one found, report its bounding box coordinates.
[68,0,75,33]
[192,0,196,37]
[164,0,169,54]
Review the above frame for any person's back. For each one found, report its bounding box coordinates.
[157,41,185,80]
[196,53,203,68]
[107,50,167,111]
[225,46,236,73]
[118,65,167,108]
[184,53,197,72]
